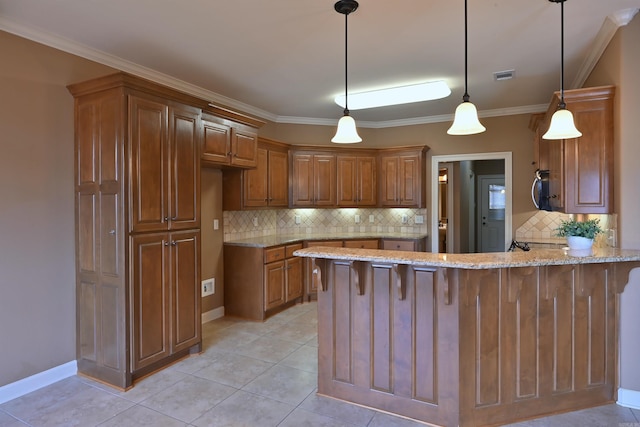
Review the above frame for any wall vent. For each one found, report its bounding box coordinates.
[493,70,515,81]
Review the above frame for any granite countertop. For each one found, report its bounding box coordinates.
[293,246,640,269]
[223,232,428,248]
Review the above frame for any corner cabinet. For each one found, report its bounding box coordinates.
[379,147,428,207]
[68,72,202,389]
[222,138,289,210]
[532,86,614,214]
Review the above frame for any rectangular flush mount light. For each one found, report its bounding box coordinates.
[335,81,451,110]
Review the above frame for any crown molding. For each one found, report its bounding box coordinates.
[571,8,640,89]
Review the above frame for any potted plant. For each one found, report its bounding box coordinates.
[555,218,603,256]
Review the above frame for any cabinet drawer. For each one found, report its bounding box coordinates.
[264,246,285,263]
[305,240,343,248]
[344,239,379,249]
[285,243,303,258]
[382,239,416,252]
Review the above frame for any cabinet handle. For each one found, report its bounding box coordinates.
[172,241,177,246]
[108,230,116,235]
[172,216,177,220]
[164,242,170,247]
[227,151,232,157]
[164,216,169,221]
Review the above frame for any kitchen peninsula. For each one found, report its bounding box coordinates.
[294,246,640,427]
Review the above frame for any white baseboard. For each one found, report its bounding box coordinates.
[202,306,224,323]
[618,387,640,410]
[0,360,77,405]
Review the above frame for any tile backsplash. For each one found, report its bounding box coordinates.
[224,208,428,241]
[515,211,617,248]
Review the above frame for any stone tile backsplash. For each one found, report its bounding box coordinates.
[515,211,617,248]
[224,208,428,241]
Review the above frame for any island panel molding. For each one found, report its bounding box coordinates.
[297,247,640,426]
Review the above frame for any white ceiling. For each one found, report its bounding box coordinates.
[1,0,639,127]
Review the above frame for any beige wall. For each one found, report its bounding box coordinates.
[586,14,640,392]
[201,169,225,312]
[0,30,115,386]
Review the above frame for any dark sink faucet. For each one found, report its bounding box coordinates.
[508,240,530,252]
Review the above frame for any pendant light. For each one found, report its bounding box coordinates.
[543,0,582,140]
[331,0,362,144]
[447,0,486,136]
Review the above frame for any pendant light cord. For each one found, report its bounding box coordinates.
[559,0,566,109]
[344,11,350,115]
[463,0,470,102]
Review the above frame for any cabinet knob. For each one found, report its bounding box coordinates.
[172,241,177,246]
[164,216,169,221]
[164,242,170,247]
[108,230,116,235]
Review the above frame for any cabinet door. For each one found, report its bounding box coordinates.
[268,150,289,207]
[379,155,400,206]
[357,156,377,206]
[264,260,286,310]
[230,129,257,168]
[564,99,613,213]
[131,233,170,371]
[130,95,169,233]
[285,257,303,302]
[243,147,268,207]
[171,230,201,353]
[201,119,231,165]
[398,154,421,207]
[313,155,336,206]
[291,154,314,207]
[337,155,357,206]
[547,139,564,211]
[169,105,200,230]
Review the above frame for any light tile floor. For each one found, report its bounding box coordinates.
[1,301,639,426]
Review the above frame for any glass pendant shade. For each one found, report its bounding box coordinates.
[331,113,362,143]
[542,108,582,139]
[447,101,486,135]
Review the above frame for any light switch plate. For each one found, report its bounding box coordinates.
[355,214,361,223]
[369,215,375,223]
[415,215,424,224]
[213,219,219,230]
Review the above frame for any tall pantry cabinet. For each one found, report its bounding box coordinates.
[68,73,202,389]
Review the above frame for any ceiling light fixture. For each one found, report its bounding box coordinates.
[447,0,486,136]
[331,0,362,144]
[334,81,451,110]
[543,0,581,140]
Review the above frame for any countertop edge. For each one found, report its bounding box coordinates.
[293,247,640,269]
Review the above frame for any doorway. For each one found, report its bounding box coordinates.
[430,152,512,253]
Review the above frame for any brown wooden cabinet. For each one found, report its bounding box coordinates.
[69,72,202,389]
[531,86,614,213]
[224,243,303,320]
[201,112,259,169]
[336,154,377,207]
[131,230,200,371]
[290,151,336,207]
[223,138,289,209]
[379,147,427,207]
[381,237,425,252]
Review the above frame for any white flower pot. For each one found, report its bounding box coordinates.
[566,236,594,257]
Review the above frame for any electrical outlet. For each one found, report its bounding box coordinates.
[202,278,215,297]
[401,214,408,224]
[355,214,361,223]
[295,215,301,225]
[252,217,259,227]
[213,219,219,230]
[415,215,424,224]
[369,215,375,223]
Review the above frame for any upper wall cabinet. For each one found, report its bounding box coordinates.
[223,138,289,210]
[378,147,428,208]
[290,150,337,207]
[201,112,260,169]
[336,153,377,207]
[532,86,614,214]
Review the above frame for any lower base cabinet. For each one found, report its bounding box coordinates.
[224,243,303,320]
[131,231,201,372]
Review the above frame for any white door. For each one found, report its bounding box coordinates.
[478,175,506,252]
